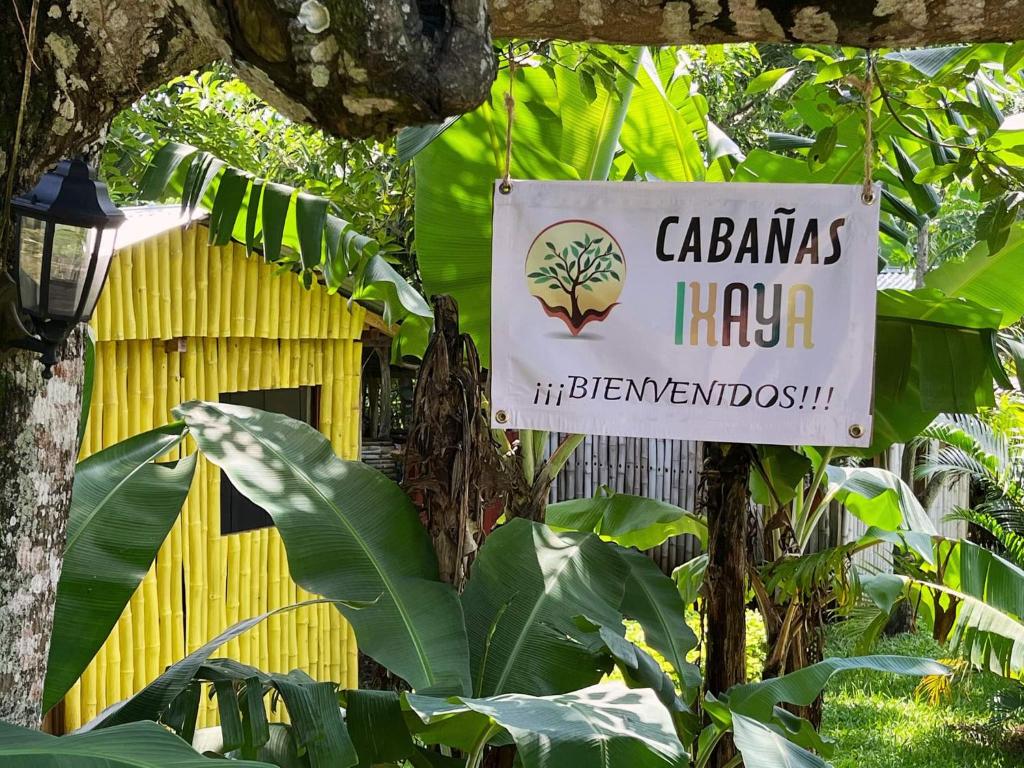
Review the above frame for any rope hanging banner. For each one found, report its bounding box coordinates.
[499,48,516,195]
[861,51,876,206]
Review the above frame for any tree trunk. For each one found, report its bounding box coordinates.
[490,1,1024,47]
[0,330,84,728]
[0,0,209,724]
[914,221,930,288]
[701,442,751,768]
[404,296,498,590]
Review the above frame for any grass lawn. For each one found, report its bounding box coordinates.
[823,629,1023,768]
[624,615,1023,767]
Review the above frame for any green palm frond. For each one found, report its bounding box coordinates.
[948,508,1024,566]
[919,413,1024,531]
[924,413,1012,462]
[842,597,897,655]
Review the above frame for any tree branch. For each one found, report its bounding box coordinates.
[491,0,1024,47]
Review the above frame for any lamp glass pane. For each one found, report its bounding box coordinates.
[79,226,118,321]
[17,215,46,313]
[47,223,96,318]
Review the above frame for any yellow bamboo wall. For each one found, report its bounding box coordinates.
[62,225,365,731]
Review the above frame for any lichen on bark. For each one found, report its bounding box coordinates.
[0,329,84,729]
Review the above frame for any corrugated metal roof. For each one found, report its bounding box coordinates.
[115,205,207,250]
[876,270,916,290]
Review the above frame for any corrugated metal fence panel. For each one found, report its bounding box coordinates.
[547,437,969,575]
[63,227,365,732]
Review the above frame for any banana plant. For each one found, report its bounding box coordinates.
[862,537,1024,679]
[738,439,942,695]
[22,404,946,767]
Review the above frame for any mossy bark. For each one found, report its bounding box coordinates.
[0,330,84,729]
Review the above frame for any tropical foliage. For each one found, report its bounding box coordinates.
[107,67,431,357]
[14,36,1024,768]
[21,404,946,767]
[409,43,1023,457]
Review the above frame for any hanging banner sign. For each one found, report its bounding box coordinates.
[490,180,880,447]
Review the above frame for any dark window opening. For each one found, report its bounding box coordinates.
[220,386,320,534]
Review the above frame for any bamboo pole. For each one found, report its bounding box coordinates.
[147,237,163,337]
[134,243,150,339]
[258,529,271,667]
[206,244,221,337]
[309,285,322,339]
[183,227,197,337]
[231,248,245,337]
[229,338,243,393]
[268,532,282,673]
[280,274,293,338]
[269,263,282,338]
[238,530,253,667]
[251,532,264,668]
[256,261,272,339]
[196,230,210,334]
[224,530,240,660]
[244,248,259,337]
[169,229,184,338]
[218,244,232,337]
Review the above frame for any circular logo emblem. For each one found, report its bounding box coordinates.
[525,220,625,336]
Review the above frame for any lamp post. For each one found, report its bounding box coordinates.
[5,158,125,378]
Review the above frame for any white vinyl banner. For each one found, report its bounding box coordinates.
[490,180,880,447]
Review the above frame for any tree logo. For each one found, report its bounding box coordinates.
[525,220,625,335]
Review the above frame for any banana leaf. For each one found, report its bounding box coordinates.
[0,720,271,766]
[414,63,583,364]
[896,539,1024,675]
[195,663,355,768]
[750,445,812,508]
[44,424,194,712]
[578,618,699,739]
[927,224,1024,327]
[823,465,936,534]
[193,724,307,767]
[620,49,703,182]
[406,683,689,768]
[723,655,948,719]
[616,546,702,701]
[546,489,705,550]
[89,600,347,729]
[731,713,828,768]
[176,401,471,695]
[461,519,628,697]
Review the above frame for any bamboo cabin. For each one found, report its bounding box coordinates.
[60,206,388,731]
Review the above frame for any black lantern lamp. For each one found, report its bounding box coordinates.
[6,158,125,378]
